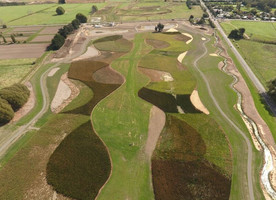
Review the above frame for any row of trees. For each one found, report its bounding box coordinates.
[47,13,87,50]
[0,84,30,125]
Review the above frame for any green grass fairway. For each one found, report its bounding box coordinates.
[92,34,154,199]
[1,3,106,25]
[221,21,276,41]
[0,58,36,89]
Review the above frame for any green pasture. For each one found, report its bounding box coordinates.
[237,40,276,87]
[221,21,276,41]
[0,58,36,89]
[1,3,106,26]
[92,34,154,199]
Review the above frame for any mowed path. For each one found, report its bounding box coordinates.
[92,34,154,199]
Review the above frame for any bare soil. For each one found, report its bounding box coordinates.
[0,43,48,59]
[31,35,54,42]
[39,26,62,35]
[138,67,173,82]
[190,89,210,115]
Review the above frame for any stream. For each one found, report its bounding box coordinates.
[215,34,276,199]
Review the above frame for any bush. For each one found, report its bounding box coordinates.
[76,13,87,23]
[228,28,245,40]
[56,6,65,15]
[0,97,14,125]
[47,33,65,51]
[91,5,98,14]
[11,34,16,43]
[58,0,65,4]
[2,24,7,29]
[0,84,30,112]
[71,19,80,29]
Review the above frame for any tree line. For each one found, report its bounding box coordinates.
[0,84,30,125]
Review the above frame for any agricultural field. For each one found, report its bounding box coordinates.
[0,58,36,89]
[221,20,276,88]
[0,3,106,26]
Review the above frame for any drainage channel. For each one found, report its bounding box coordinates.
[215,33,276,200]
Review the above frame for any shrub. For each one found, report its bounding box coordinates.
[2,24,7,29]
[0,84,30,112]
[71,19,80,29]
[58,0,65,4]
[91,5,98,14]
[76,13,87,23]
[56,6,65,15]
[10,34,16,43]
[0,97,14,125]
[47,33,65,50]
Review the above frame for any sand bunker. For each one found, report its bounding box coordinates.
[51,80,71,112]
[166,28,178,33]
[48,68,60,77]
[138,67,174,82]
[182,33,193,44]
[190,90,209,115]
[209,53,219,57]
[201,37,206,41]
[177,51,187,63]
[144,106,166,158]
[73,46,99,61]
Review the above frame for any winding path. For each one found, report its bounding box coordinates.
[193,36,255,200]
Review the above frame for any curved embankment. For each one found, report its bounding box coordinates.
[214,34,276,199]
[139,32,232,200]
[46,55,124,199]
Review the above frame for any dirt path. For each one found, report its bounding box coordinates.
[144,106,166,159]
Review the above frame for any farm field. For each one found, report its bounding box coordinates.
[221,21,276,88]
[0,58,36,89]
[0,3,106,26]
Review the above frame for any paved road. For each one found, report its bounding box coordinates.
[193,35,255,200]
[0,29,92,159]
[200,0,276,117]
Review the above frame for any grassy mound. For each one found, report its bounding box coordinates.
[47,121,111,200]
[0,83,30,111]
[93,35,132,52]
[0,97,14,125]
[152,115,231,200]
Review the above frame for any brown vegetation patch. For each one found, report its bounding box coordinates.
[31,35,54,43]
[138,67,172,82]
[152,160,231,200]
[146,39,170,49]
[152,115,231,200]
[93,66,124,84]
[0,43,48,59]
[174,34,190,42]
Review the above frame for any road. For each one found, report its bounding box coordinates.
[200,0,276,117]
[0,28,91,159]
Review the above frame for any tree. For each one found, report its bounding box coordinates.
[56,6,65,15]
[76,13,87,23]
[10,34,16,43]
[236,2,241,11]
[250,8,257,15]
[2,24,7,29]
[71,19,80,29]
[189,15,194,24]
[228,28,245,39]
[47,33,65,50]
[268,79,276,102]
[203,12,209,18]
[91,5,98,14]
[155,23,164,32]
[197,17,205,25]
[0,97,14,125]
[58,0,65,4]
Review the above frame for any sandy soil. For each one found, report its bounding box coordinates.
[166,28,178,33]
[0,43,48,59]
[73,46,99,61]
[144,106,166,159]
[218,61,224,70]
[12,82,35,122]
[138,67,173,82]
[181,33,193,44]
[190,90,209,115]
[51,73,79,113]
[177,51,187,63]
[209,53,219,57]
[31,35,54,42]
[48,68,60,77]
[201,37,206,40]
